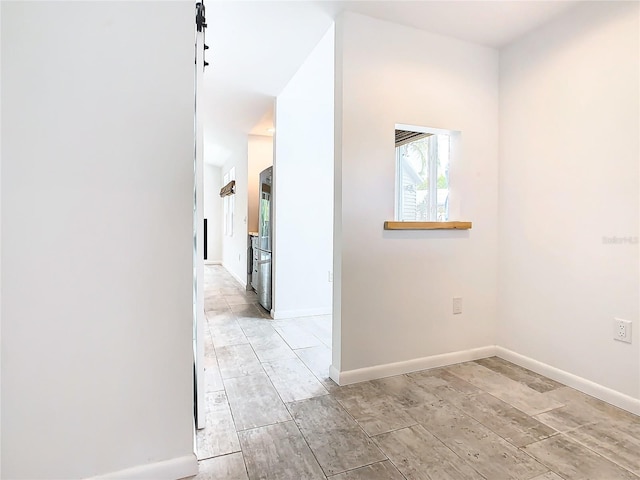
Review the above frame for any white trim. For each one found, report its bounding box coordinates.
[272,307,332,320]
[329,364,341,384]
[330,346,496,385]
[328,344,640,415]
[495,347,640,416]
[221,263,247,289]
[87,454,198,480]
[204,260,222,265]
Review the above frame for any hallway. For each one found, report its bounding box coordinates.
[194,266,640,480]
[195,265,334,477]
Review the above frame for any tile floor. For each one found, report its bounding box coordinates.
[193,265,640,480]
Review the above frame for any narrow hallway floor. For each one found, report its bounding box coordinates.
[193,265,640,480]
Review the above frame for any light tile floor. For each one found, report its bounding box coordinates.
[193,265,640,480]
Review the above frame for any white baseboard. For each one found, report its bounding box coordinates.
[329,364,341,384]
[495,347,640,416]
[221,263,247,289]
[204,260,222,265]
[328,344,640,416]
[272,307,332,320]
[88,454,198,480]
[330,346,496,385]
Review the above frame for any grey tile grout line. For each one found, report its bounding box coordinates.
[359,381,477,479]
[402,375,553,479]
[301,385,393,477]
[410,375,562,453]
[432,366,573,450]
[360,420,419,439]
[206,265,577,480]
[204,309,244,461]
[431,365,638,477]
[557,430,640,478]
[203,267,253,479]
[280,392,396,479]
[400,417,492,480]
[241,299,388,479]
[205,266,635,477]
[215,280,324,477]
[281,399,329,479]
[383,374,549,480]
[249,316,329,478]
[237,318,328,478]
[216,292,497,479]
[343,415,409,480]
[325,459,408,480]
[291,347,336,391]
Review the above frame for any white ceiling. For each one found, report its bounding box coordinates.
[203,0,580,166]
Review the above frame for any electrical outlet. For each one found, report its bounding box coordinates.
[453,297,462,315]
[328,271,333,282]
[613,318,632,343]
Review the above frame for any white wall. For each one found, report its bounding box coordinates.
[1,2,196,479]
[248,134,274,234]
[333,13,499,375]
[204,164,223,263]
[274,26,335,319]
[216,134,272,285]
[499,2,639,399]
[221,140,249,287]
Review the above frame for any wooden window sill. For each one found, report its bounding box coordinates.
[383,221,472,230]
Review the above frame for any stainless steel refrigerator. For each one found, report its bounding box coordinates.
[256,167,273,311]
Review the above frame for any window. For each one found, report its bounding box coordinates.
[223,167,235,236]
[395,126,452,222]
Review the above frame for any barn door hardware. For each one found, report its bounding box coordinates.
[196,2,209,69]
